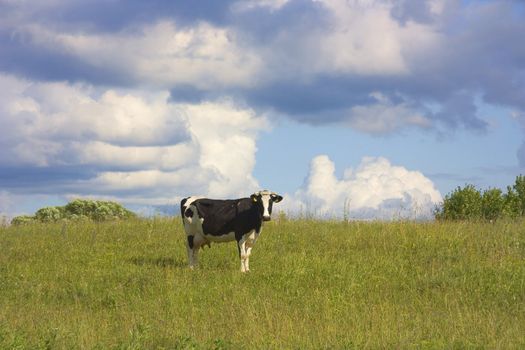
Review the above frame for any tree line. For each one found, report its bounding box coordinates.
[434,175,525,221]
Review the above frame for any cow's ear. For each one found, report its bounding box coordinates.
[251,194,259,202]
[272,194,283,203]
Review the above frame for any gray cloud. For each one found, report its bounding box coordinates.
[237,1,523,133]
[0,28,132,86]
[0,0,238,31]
[0,165,96,193]
[2,0,524,133]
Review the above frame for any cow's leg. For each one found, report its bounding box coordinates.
[237,239,248,273]
[186,235,197,269]
[244,243,253,272]
[238,231,258,272]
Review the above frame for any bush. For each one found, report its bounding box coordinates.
[436,184,482,221]
[10,215,35,226]
[35,206,64,222]
[436,175,525,221]
[10,199,136,225]
[511,175,525,216]
[481,188,504,221]
[503,186,521,218]
[64,199,135,221]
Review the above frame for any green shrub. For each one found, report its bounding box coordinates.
[64,199,98,217]
[481,188,504,221]
[10,215,35,226]
[503,186,521,218]
[436,184,482,221]
[511,175,525,215]
[436,174,525,221]
[10,199,136,225]
[35,206,64,222]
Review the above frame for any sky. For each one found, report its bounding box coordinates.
[1,0,524,220]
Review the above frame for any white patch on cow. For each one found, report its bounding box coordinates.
[203,231,236,243]
[261,194,271,218]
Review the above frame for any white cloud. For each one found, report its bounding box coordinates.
[0,74,189,167]
[345,92,431,134]
[25,20,261,89]
[180,100,269,197]
[315,0,408,75]
[261,0,442,78]
[285,155,442,219]
[0,74,268,203]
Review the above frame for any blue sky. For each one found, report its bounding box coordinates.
[0,0,524,219]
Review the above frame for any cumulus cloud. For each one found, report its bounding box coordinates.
[0,74,267,204]
[286,155,442,219]
[180,100,269,197]
[0,74,189,167]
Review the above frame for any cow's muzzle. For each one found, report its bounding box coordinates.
[263,215,271,222]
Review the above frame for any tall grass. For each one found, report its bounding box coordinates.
[1,218,524,349]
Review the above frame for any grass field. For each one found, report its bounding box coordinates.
[1,218,524,349]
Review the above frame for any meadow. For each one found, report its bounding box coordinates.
[0,218,524,349]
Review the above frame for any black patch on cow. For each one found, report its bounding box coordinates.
[191,198,265,240]
[187,235,194,249]
[184,208,193,218]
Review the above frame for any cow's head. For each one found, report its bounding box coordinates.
[250,190,283,221]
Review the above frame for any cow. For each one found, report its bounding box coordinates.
[180,190,283,272]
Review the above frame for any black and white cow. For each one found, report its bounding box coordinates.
[180,190,283,272]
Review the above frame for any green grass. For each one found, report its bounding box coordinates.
[1,218,524,349]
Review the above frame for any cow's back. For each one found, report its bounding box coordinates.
[194,198,242,236]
